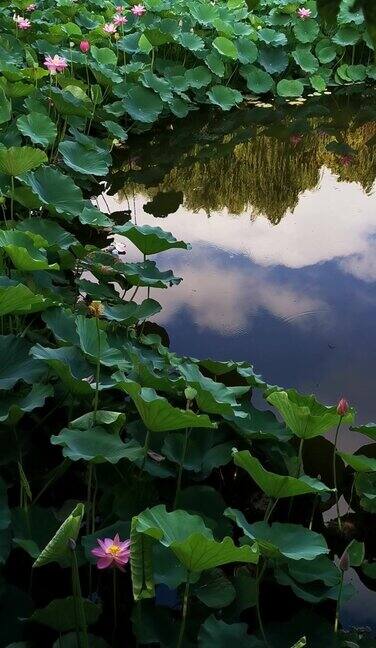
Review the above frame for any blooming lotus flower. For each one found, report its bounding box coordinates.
[44,54,68,74]
[131,4,146,16]
[80,39,90,53]
[91,534,131,571]
[18,17,31,29]
[340,155,353,167]
[297,7,311,19]
[337,398,349,416]
[103,22,117,33]
[26,3,36,10]
[114,14,127,26]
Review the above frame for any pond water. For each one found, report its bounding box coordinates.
[98,94,376,630]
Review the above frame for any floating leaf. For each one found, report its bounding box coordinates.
[59,140,111,176]
[276,79,305,98]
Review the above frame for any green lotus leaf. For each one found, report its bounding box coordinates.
[30,344,97,396]
[293,18,320,43]
[292,47,319,74]
[193,569,236,608]
[207,85,243,110]
[347,539,365,567]
[51,424,137,464]
[338,451,376,473]
[0,383,53,424]
[0,146,47,175]
[135,505,258,572]
[11,505,60,559]
[114,223,190,255]
[276,79,304,97]
[199,358,266,388]
[240,64,274,93]
[0,87,12,124]
[0,230,59,271]
[310,74,327,92]
[0,283,53,316]
[24,166,84,217]
[103,298,161,324]
[122,85,164,124]
[228,401,291,442]
[315,38,337,63]
[177,361,249,416]
[119,260,182,288]
[351,422,376,441]
[225,509,329,561]
[185,66,212,89]
[33,503,84,568]
[42,307,79,345]
[205,52,225,76]
[79,204,114,228]
[130,516,155,601]
[0,335,45,390]
[177,31,205,51]
[75,316,125,366]
[141,71,173,101]
[266,389,354,439]
[91,45,117,66]
[114,377,216,431]
[30,597,102,632]
[333,24,361,46]
[163,432,233,476]
[189,2,219,24]
[198,615,252,647]
[213,36,238,60]
[236,38,258,64]
[274,565,343,604]
[233,450,332,498]
[16,218,78,250]
[355,472,376,513]
[59,140,111,176]
[16,113,57,147]
[258,28,287,47]
[48,86,91,117]
[258,45,289,73]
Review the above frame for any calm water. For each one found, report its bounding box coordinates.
[99,95,376,629]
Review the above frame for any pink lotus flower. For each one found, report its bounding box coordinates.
[26,3,36,10]
[103,22,117,34]
[340,155,353,167]
[131,4,146,16]
[297,7,312,19]
[290,134,303,146]
[337,398,349,416]
[44,54,68,74]
[91,534,131,571]
[114,14,128,26]
[80,39,90,53]
[18,17,31,29]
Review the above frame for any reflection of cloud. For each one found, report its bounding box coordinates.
[100,168,376,280]
[112,246,330,336]
[339,243,376,282]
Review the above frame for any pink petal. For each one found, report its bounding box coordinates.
[91,547,107,558]
[97,556,113,569]
[113,533,120,544]
[97,538,108,551]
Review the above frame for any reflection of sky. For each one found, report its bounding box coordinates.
[100,163,376,629]
[101,168,376,449]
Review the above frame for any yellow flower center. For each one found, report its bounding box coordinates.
[106,544,121,557]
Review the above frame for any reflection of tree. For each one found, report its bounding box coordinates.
[119,112,376,224]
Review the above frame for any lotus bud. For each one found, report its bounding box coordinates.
[339,550,350,572]
[337,398,349,417]
[184,386,197,402]
[69,41,75,48]
[80,40,90,53]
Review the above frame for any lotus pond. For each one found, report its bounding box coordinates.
[0,0,376,646]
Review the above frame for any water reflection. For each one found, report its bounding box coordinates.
[101,95,376,444]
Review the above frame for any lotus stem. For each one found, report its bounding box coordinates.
[71,541,89,648]
[174,427,189,510]
[113,567,118,643]
[255,560,270,647]
[333,416,343,532]
[297,438,304,476]
[93,317,101,425]
[176,573,190,648]
[334,570,344,634]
